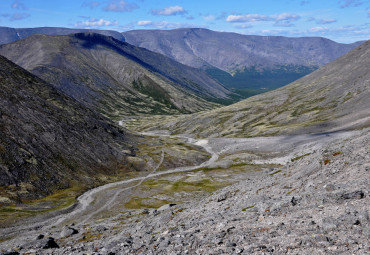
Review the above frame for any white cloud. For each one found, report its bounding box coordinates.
[274,21,295,27]
[275,13,300,22]
[317,18,337,24]
[103,0,138,12]
[274,14,300,27]
[226,14,270,23]
[135,21,200,30]
[226,13,300,26]
[137,20,152,26]
[202,15,216,21]
[309,26,329,32]
[74,18,118,28]
[151,6,187,16]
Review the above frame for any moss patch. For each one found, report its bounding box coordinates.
[269,170,282,175]
[242,205,255,211]
[291,153,312,162]
[124,197,172,209]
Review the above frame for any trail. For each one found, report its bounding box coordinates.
[0,133,218,241]
[0,129,357,248]
[78,151,165,225]
[57,133,218,226]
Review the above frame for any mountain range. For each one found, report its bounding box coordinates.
[123,28,363,96]
[0,27,362,99]
[132,39,370,138]
[0,33,232,119]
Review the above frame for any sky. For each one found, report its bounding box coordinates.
[0,0,369,43]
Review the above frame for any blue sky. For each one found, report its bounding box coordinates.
[0,0,369,43]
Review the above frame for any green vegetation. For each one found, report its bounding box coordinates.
[135,135,211,171]
[0,185,84,226]
[206,65,317,96]
[291,153,312,162]
[343,92,353,102]
[242,205,255,211]
[269,170,282,175]
[124,197,172,209]
[142,178,227,194]
[132,79,178,114]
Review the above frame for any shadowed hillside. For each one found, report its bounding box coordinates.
[0,55,136,203]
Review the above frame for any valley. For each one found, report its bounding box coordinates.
[2,127,364,254]
[0,24,368,255]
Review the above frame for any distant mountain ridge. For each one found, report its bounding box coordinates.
[0,33,232,118]
[123,28,362,71]
[122,28,364,96]
[0,26,364,99]
[0,26,125,45]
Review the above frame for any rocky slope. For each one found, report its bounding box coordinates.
[130,39,370,138]
[0,33,232,119]
[2,126,368,254]
[0,55,136,204]
[0,26,125,45]
[123,28,363,94]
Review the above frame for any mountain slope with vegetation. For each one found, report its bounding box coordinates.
[0,33,232,119]
[0,55,136,204]
[129,40,370,138]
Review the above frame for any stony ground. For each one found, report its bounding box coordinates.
[1,127,368,254]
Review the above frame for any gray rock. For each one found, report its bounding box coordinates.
[60,226,78,238]
[3,251,20,255]
[217,192,230,202]
[43,237,59,249]
[158,203,177,211]
[341,191,365,200]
